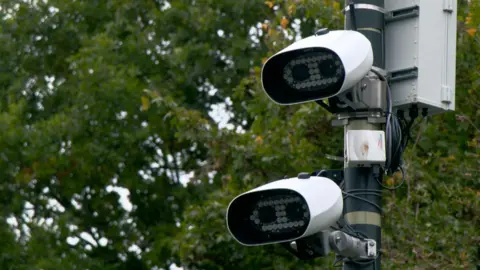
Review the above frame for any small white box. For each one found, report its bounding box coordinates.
[345,130,386,167]
[385,0,457,116]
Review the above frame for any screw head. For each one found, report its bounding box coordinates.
[369,241,375,247]
[297,172,310,179]
[315,28,329,36]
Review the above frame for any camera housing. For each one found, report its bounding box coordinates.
[261,30,373,105]
[226,176,343,246]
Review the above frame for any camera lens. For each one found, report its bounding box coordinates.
[257,205,277,224]
[291,64,310,81]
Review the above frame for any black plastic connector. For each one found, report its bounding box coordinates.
[409,105,419,120]
[421,108,428,117]
[397,109,404,120]
[372,165,381,178]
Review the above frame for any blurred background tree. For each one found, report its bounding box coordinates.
[0,0,477,269]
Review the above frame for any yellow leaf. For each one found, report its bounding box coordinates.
[288,4,295,15]
[466,13,472,25]
[141,96,150,111]
[386,177,394,186]
[280,17,289,29]
[265,1,274,8]
[255,136,263,144]
[466,28,477,37]
[447,154,455,161]
[261,57,268,64]
[261,23,269,31]
[333,1,340,11]
[150,90,160,98]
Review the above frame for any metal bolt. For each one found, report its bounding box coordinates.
[369,241,375,247]
[335,236,341,244]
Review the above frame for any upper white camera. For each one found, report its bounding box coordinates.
[226,175,343,246]
[261,30,373,105]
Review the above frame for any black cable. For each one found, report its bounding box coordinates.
[350,257,378,265]
[334,257,378,269]
[348,191,382,197]
[348,257,378,270]
[370,68,414,176]
[373,68,405,175]
[336,220,369,240]
[342,191,383,213]
[369,68,386,81]
[347,188,382,193]
[385,83,406,175]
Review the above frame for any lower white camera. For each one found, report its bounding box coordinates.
[226,175,343,246]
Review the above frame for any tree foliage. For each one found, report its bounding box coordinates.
[0,0,477,269]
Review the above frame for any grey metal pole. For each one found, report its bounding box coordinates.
[343,1,385,269]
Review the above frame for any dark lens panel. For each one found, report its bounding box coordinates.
[262,48,346,104]
[282,52,344,92]
[227,189,310,245]
[249,195,309,234]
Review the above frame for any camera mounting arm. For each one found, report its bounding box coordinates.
[281,230,377,262]
[329,231,377,261]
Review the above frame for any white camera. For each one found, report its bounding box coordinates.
[261,30,373,105]
[226,175,343,246]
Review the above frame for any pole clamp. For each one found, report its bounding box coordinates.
[329,231,377,261]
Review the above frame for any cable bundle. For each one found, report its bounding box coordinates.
[385,83,405,175]
[371,68,417,177]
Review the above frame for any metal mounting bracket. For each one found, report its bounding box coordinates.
[329,231,377,261]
